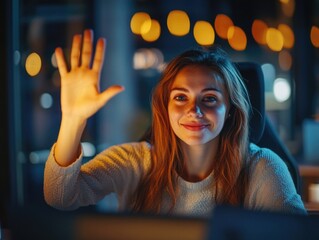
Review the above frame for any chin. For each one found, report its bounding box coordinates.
[176,130,222,145]
[179,137,216,146]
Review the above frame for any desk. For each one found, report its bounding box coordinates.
[299,165,319,176]
[75,215,207,240]
[11,208,208,240]
[10,205,319,240]
[299,165,319,213]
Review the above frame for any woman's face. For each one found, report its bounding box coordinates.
[168,65,229,146]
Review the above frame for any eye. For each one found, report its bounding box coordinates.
[202,95,217,103]
[173,94,188,102]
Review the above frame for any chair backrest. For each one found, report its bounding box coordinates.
[237,62,300,193]
[139,62,300,193]
[236,62,265,144]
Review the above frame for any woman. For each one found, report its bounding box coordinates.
[44,29,306,216]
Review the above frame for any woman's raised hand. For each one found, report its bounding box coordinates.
[55,29,124,122]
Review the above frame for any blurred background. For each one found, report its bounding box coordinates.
[1,0,319,220]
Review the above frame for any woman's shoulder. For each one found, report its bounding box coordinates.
[247,143,285,170]
[246,143,293,190]
[249,143,280,159]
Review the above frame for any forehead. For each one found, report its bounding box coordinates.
[171,65,226,91]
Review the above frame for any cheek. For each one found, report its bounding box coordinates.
[168,103,183,116]
[205,106,227,122]
[168,104,185,131]
[168,104,178,123]
[215,106,227,124]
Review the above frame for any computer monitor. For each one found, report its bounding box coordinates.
[208,205,319,240]
[10,206,208,240]
[11,205,319,240]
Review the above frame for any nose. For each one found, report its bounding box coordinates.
[187,103,203,118]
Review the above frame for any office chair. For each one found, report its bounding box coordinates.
[139,62,301,194]
[237,62,300,194]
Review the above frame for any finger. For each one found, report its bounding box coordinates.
[97,85,125,108]
[81,29,93,68]
[55,47,68,77]
[71,34,82,69]
[92,38,106,72]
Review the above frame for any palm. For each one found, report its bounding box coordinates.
[55,30,124,121]
[61,68,101,118]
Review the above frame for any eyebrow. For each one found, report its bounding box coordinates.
[170,87,222,93]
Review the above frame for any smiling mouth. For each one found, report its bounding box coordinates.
[181,123,210,131]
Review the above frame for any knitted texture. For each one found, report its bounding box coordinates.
[44,142,306,216]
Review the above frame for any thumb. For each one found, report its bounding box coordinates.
[97,85,125,107]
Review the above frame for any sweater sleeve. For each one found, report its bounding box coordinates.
[245,144,307,215]
[43,142,151,211]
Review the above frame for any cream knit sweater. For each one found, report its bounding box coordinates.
[44,142,306,217]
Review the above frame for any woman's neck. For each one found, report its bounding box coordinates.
[178,137,219,182]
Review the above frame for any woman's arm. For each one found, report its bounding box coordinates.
[54,29,124,167]
[44,142,152,210]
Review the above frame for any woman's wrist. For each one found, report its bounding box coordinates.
[61,113,87,128]
[55,116,87,166]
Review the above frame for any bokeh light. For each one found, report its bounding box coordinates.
[252,19,268,45]
[310,26,319,48]
[273,77,291,102]
[278,50,292,71]
[227,26,247,51]
[193,21,215,46]
[29,150,50,164]
[261,63,276,91]
[82,142,96,157]
[25,52,42,76]
[133,48,164,70]
[266,28,284,51]
[51,52,58,68]
[130,12,151,35]
[140,19,152,35]
[278,24,294,49]
[214,14,234,39]
[280,0,295,17]
[40,93,53,109]
[14,50,21,65]
[167,10,190,36]
[141,19,161,42]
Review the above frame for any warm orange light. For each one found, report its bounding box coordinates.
[141,19,161,42]
[214,14,234,39]
[140,19,152,35]
[266,28,284,51]
[252,19,268,45]
[193,21,215,46]
[278,24,294,49]
[278,50,292,71]
[227,26,247,51]
[130,12,151,35]
[25,52,42,76]
[310,26,319,48]
[167,10,190,36]
[280,0,295,17]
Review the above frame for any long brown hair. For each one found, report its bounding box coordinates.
[132,48,251,213]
